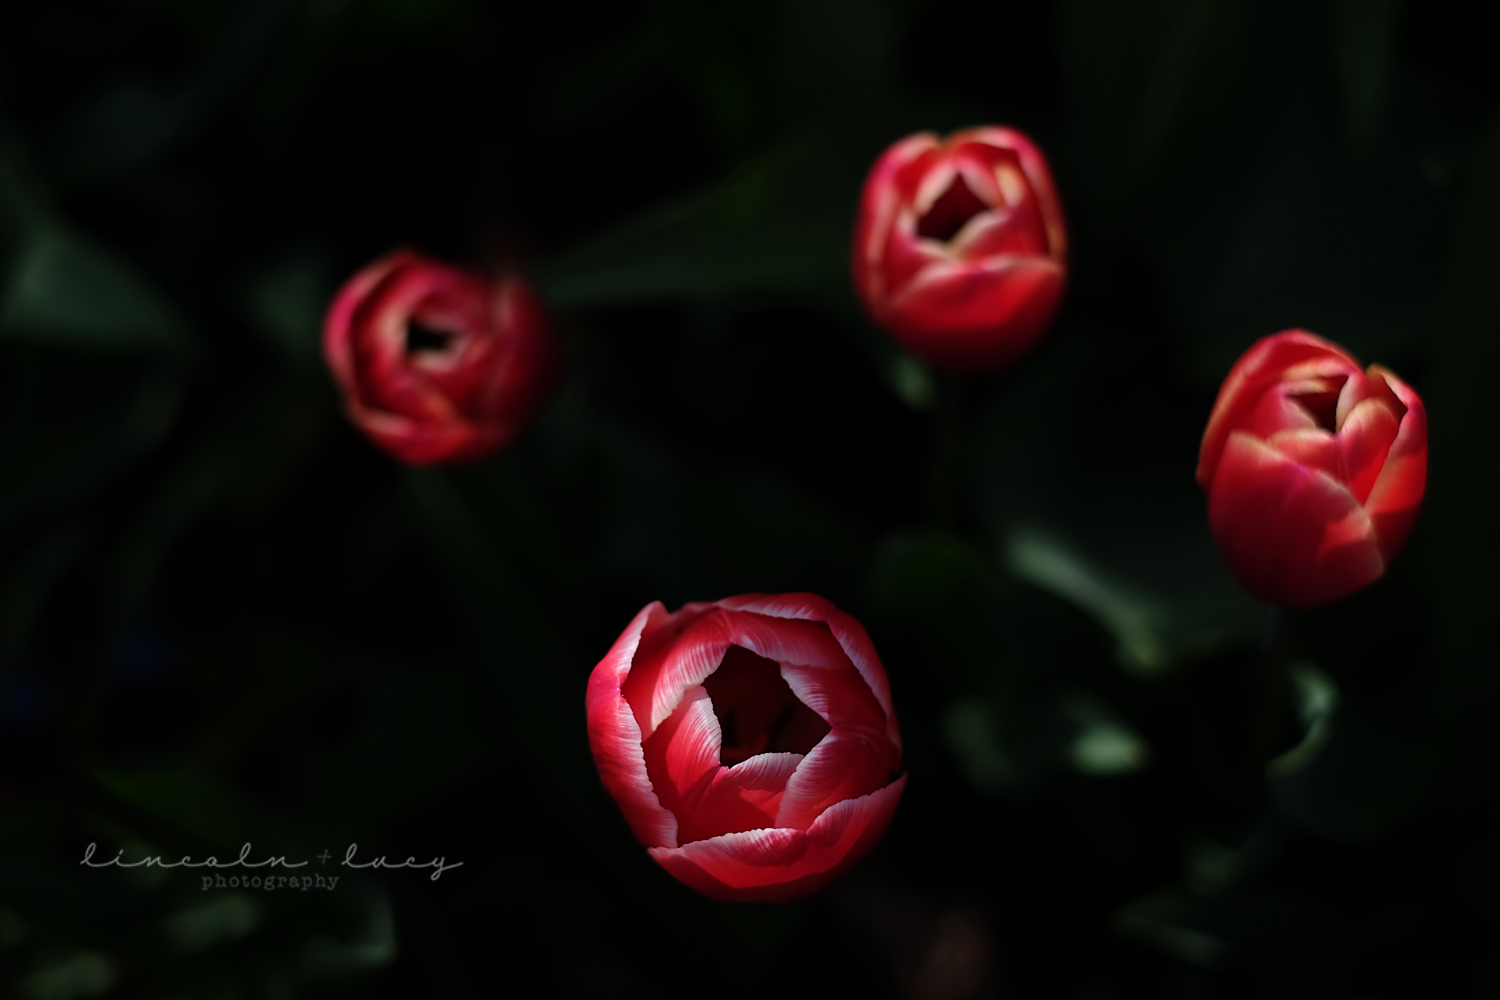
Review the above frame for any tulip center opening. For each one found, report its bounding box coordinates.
[703,645,831,766]
[1289,376,1347,432]
[917,173,992,243]
[406,321,456,355]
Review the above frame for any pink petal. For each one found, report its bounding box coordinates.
[640,685,723,811]
[1264,428,1341,479]
[584,602,678,849]
[717,594,901,752]
[775,730,897,830]
[778,660,889,743]
[852,133,941,312]
[946,197,1049,259]
[1208,432,1383,607]
[1337,397,1401,505]
[323,251,411,396]
[647,776,906,903]
[621,606,731,737]
[1361,366,1428,562]
[679,752,805,845]
[1197,331,1363,490]
[948,127,1067,259]
[882,256,1064,372]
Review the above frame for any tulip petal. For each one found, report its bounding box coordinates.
[853,133,941,309]
[584,602,679,849]
[1197,331,1364,490]
[1337,397,1401,506]
[1264,428,1341,479]
[647,776,906,903]
[641,685,724,809]
[884,256,1064,371]
[948,127,1067,258]
[1362,366,1428,561]
[717,594,900,751]
[324,251,410,395]
[776,730,897,830]
[679,752,805,844]
[622,607,732,737]
[1209,432,1383,606]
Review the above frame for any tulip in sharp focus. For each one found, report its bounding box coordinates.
[852,126,1067,373]
[586,594,905,902]
[1196,330,1427,607]
[323,250,555,465]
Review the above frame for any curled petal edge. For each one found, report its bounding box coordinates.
[585,602,679,849]
[1208,432,1383,607]
[715,593,900,753]
[1197,330,1363,490]
[647,775,906,902]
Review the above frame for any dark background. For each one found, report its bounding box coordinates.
[2,0,1498,997]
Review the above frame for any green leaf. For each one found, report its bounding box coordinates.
[1,226,191,355]
[537,146,847,308]
[1066,696,1150,776]
[240,247,332,367]
[46,0,297,185]
[1267,705,1430,843]
[1004,526,1174,676]
[20,950,116,1000]
[92,766,260,850]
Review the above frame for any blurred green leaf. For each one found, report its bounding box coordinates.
[92,766,261,850]
[20,951,116,1000]
[164,894,261,954]
[538,146,847,307]
[870,530,986,613]
[1113,887,1226,968]
[1005,526,1173,676]
[240,247,332,367]
[1267,705,1429,843]
[943,698,1018,793]
[46,0,297,184]
[1266,663,1338,778]
[0,225,191,355]
[297,885,396,980]
[1066,696,1150,776]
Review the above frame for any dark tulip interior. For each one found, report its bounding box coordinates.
[702,645,831,766]
[405,322,457,355]
[916,173,993,242]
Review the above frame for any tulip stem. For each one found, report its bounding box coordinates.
[929,375,966,526]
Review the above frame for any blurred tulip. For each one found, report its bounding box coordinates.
[851,126,1067,373]
[1196,330,1427,607]
[586,593,905,902]
[323,251,555,465]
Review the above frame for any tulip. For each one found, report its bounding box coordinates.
[586,593,905,902]
[1196,330,1427,607]
[851,126,1068,373]
[323,250,555,465]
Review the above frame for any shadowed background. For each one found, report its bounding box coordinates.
[1,0,1497,997]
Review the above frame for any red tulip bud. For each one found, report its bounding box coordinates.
[586,594,905,902]
[323,250,555,465]
[852,127,1068,373]
[1196,330,1427,607]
